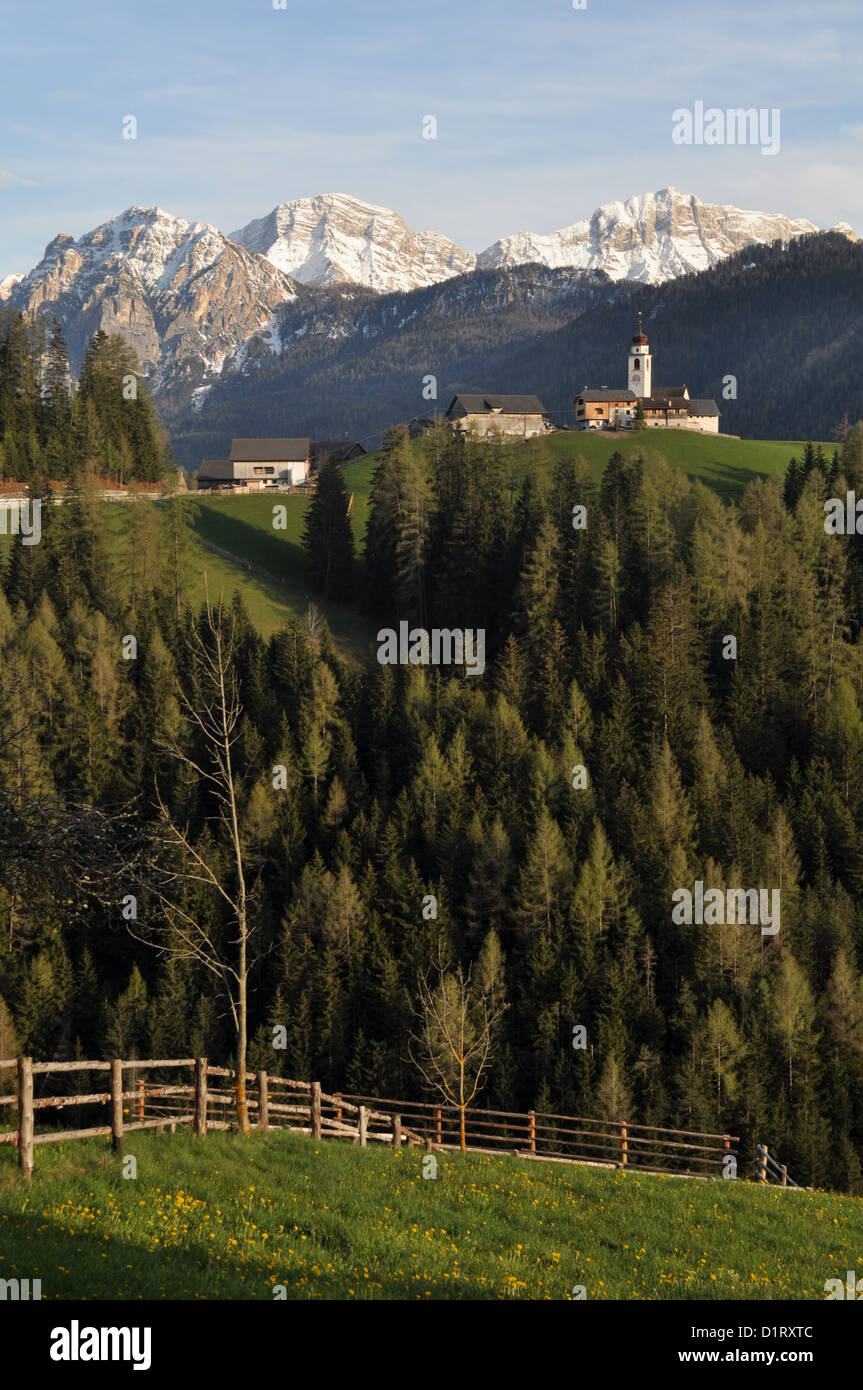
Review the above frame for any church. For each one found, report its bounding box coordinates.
[574,319,720,434]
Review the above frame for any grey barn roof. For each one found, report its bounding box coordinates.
[686,399,720,416]
[642,395,688,411]
[230,437,311,462]
[446,393,547,416]
[199,459,232,479]
[575,389,637,402]
[311,440,367,462]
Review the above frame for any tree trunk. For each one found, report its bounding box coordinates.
[236,973,250,1135]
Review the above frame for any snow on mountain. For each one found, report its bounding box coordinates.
[230,187,849,295]
[7,206,299,388]
[231,193,474,293]
[476,187,823,283]
[0,273,23,300]
[5,189,855,410]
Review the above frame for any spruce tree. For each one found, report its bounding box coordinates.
[301,455,356,601]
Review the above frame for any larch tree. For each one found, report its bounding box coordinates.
[135,591,259,1134]
[409,944,506,1151]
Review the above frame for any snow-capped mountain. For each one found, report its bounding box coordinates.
[232,187,852,292]
[231,193,474,293]
[475,188,829,282]
[7,206,299,388]
[0,273,24,300]
[4,188,856,409]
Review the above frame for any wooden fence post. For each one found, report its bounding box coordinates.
[18,1056,33,1180]
[528,1110,536,1154]
[334,1092,342,1124]
[358,1105,368,1148]
[311,1081,322,1140]
[620,1122,628,1167]
[435,1107,442,1146]
[781,1164,787,1187]
[136,1075,145,1124]
[258,1071,269,1132]
[194,1057,207,1138]
[759,1145,768,1182]
[392,1115,402,1150]
[110,1059,123,1155]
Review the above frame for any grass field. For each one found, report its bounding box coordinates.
[53,431,824,660]
[99,481,378,656]
[441,429,832,500]
[1,1129,860,1301]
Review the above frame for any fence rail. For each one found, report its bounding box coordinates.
[755,1143,799,1187]
[0,1056,745,1183]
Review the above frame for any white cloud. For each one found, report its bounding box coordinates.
[0,170,37,188]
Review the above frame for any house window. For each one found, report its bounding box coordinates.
[253,466,275,476]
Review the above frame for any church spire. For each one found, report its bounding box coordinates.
[628,315,652,398]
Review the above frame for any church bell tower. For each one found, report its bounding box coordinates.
[628,312,652,398]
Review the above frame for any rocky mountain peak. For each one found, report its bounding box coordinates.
[231,192,474,293]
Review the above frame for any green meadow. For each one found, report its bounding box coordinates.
[83,430,819,659]
[0,1129,860,1300]
[459,428,831,500]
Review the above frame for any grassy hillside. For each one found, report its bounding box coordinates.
[92,432,814,659]
[98,473,378,656]
[1,1129,860,1300]
[418,429,829,500]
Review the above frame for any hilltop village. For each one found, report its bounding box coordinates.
[196,325,722,491]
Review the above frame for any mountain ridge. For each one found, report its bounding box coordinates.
[228,185,854,292]
[2,191,859,445]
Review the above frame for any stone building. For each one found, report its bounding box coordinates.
[574,320,720,434]
[444,393,550,438]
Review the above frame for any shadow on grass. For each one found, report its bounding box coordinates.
[188,508,377,659]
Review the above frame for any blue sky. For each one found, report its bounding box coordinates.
[1,0,861,273]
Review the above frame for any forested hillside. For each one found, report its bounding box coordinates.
[0,309,171,483]
[3,374,863,1191]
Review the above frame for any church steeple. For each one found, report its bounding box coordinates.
[628,312,652,398]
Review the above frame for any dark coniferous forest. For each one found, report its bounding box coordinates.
[0,309,171,483]
[2,321,863,1193]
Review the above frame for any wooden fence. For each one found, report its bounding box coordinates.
[0,1056,740,1182]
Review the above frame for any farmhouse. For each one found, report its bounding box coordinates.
[310,439,367,467]
[444,393,550,439]
[574,320,720,434]
[198,438,312,490]
[574,388,638,430]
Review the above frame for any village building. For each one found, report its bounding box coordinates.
[198,437,312,490]
[310,440,367,467]
[574,320,720,434]
[444,393,550,439]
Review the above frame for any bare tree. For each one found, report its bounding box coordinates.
[135,591,258,1134]
[408,945,506,1152]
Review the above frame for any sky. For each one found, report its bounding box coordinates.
[1,0,862,274]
